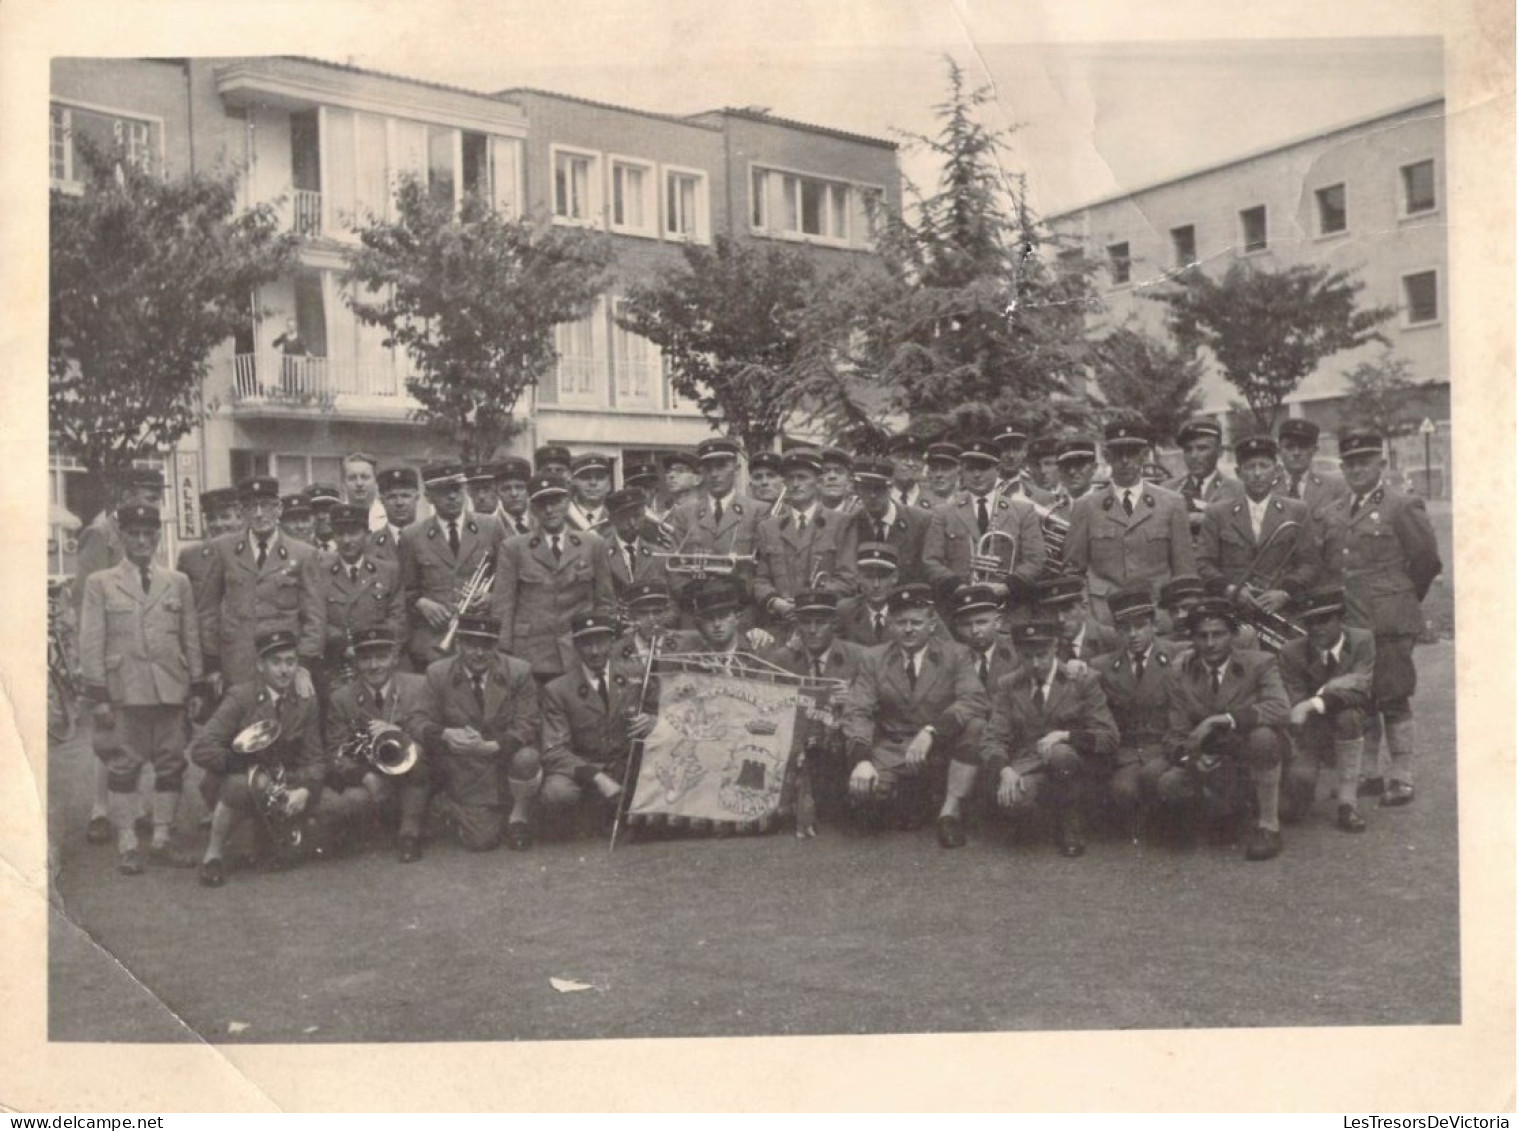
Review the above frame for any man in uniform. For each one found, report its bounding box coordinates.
[603,487,672,604]
[1027,435,1061,495]
[279,494,316,545]
[1279,586,1376,831]
[79,504,205,873]
[322,626,431,861]
[369,466,421,567]
[1155,598,1291,861]
[1053,436,1099,511]
[612,582,675,670]
[993,422,1053,505]
[73,467,167,615]
[539,613,655,833]
[566,453,613,533]
[315,504,406,693]
[176,487,244,603]
[967,616,1118,856]
[622,459,684,549]
[842,583,988,831]
[196,476,325,695]
[745,450,786,514]
[304,484,343,553]
[1065,421,1194,623]
[660,450,702,517]
[948,582,1018,694]
[754,448,846,626]
[398,462,504,672]
[818,447,856,512]
[837,457,932,588]
[1322,431,1442,805]
[412,613,543,851]
[923,438,1045,604]
[677,436,761,561]
[1037,573,1117,665]
[835,543,901,648]
[464,464,500,520]
[886,435,925,511]
[1275,418,1349,533]
[534,444,573,482]
[920,441,961,510]
[1165,417,1246,537]
[342,452,386,532]
[493,457,535,537]
[190,629,326,887]
[494,474,615,681]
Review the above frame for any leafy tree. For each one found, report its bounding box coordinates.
[1090,326,1205,443]
[1152,260,1393,433]
[1340,348,1424,439]
[344,177,614,461]
[615,234,819,454]
[50,141,297,488]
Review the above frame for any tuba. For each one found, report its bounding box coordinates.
[338,720,421,776]
[231,720,303,850]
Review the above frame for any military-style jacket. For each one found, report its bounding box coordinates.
[1164,646,1290,749]
[1164,470,1247,517]
[71,511,125,614]
[1277,626,1375,714]
[367,524,405,568]
[541,663,641,784]
[196,531,325,684]
[753,507,847,610]
[962,636,1020,694]
[413,654,540,808]
[1320,481,1442,637]
[493,528,615,676]
[398,512,504,663]
[604,535,673,602]
[1065,483,1195,600]
[1271,466,1351,530]
[325,671,428,775]
[834,596,894,648]
[979,658,1118,774]
[80,559,203,706]
[673,491,762,559]
[923,490,1046,594]
[1197,493,1322,596]
[189,679,326,791]
[842,639,989,763]
[835,503,932,588]
[1092,639,1183,745]
[315,553,407,661]
[175,539,225,604]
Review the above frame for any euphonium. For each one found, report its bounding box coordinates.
[232,720,303,850]
[338,720,421,776]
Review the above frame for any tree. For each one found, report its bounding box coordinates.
[615,235,819,454]
[344,177,614,461]
[50,142,297,487]
[1090,326,1205,443]
[1341,348,1425,440]
[1152,260,1393,433]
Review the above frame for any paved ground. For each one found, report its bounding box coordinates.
[48,636,1459,1044]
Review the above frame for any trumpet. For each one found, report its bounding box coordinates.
[437,553,495,653]
[338,720,421,776]
[653,551,757,577]
[1239,606,1307,654]
[970,531,1018,584]
[767,486,789,518]
[1030,501,1071,575]
[1232,519,1309,653]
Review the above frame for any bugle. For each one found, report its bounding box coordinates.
[437,553,495,653]
[970,531,1018,584]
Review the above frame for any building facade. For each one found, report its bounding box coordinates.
[1049,97,1449,496]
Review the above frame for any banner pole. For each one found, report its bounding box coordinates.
[609,632,663,853]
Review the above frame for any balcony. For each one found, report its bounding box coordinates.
[227,353,421,421]
[293,190,323,238]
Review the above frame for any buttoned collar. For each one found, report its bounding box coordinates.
[581,662,610,688]
[793,502,819,526]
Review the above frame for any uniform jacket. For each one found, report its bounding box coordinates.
[1164,646,1290,748]
[760,638,869,685]
[367,524,405,567]
[604,535,672,602]
[1320,482,1442,637]
[189,679,326,791]
[196,530,325,685]
[1278,626,1375,714]
[326,671,429,758]
[1061,615,1117,663]
[80,559,203,706]
[316,554,407,660]
[71,511,125,613]
[1164,470,1247,516]
[1271,466,1350,528]
[1197,493,1322,596]
[979,658,1118,774]
[997,473,1056,508]
[1065,483,1196,599]
[835,596,894,648]
[565,501,610,535]
[963,637,1020,693]
[541,663,640,783]
[923,490,1046,594]
[399,512,504,662]
[414,654,540,808]
[674,491,762,558]
[496,508,537,539]
[493,529,615,676]
[1092,639,1183,745]
[175,540,221,604]
[842,639,989,762]
[835,504,932,588]
[753,507,847,608]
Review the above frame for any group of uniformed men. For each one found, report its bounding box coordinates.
[71,413,1442,885]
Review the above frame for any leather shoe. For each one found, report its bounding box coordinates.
[1243,826,1283,861]
[86,815,112,845]
[1336,804,1367,832]
[117,848,144,876]
[198,858,225,887]
[147,842,197,867]
[1356,776,1386,798]
[505,821,533,851]
[1056,810,1086,858]
[397,835,422,864]
[935,814,967,849]
[1379,780,1415,807]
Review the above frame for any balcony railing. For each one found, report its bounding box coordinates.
[293,190,323,237]
[229,352,418,413]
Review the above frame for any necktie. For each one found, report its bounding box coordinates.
[448,522,460,554]
[1324,651,1337,678]
[977,653,990,686]
[551,535,562,562]
[904,652,918,689]
[1032,680,1044,711]
[139,566,151,594]
[349,564,360,583]
[1350,494,1366,517]
[1210,666,1223,696]
[872,611,885,641]
[1290,474,1304,500]
[255,538,268,568]
[899,490,911,508]
[1122,489,1134,517]
[596,670,609,706]
[811,656,824,679]
[1132,651,1145,684]
[625,541,638,573]
[516,519,529,535]
[976,496,990,537]
[471,673,486,711]
[875,519,888,544]
[713,498,724,525]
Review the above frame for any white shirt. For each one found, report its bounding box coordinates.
[568,501,607,530]
[582,663,610,692]
[1246,494,1272,540]
[1037,657,1059,702]
[902,646,925,679]
[1309,633,1347,713]
[367,498,388,533]
[792,503,819,527]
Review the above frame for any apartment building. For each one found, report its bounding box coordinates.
[1049,97,1449,495]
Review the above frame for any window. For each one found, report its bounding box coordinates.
[1402,270,1439,326]
[544,306,605,406]
[50,101,159,188]
[50,105,72,184]
[1106,242,1131,286]
[1239,205,1268,253]
[1401,159,1437,215]
[427,126,457,205]
[1170,224,1196,269]
[664,167,709,242]
[612,301,661,408]
[553,147,600,224]
[750,166,855,243]
[1315,184,1348,235]
[610,157,657,235]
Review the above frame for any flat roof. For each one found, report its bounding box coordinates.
[1048,94,1444,220]
[280,55,517,104]
[694,105,898,150]
[493,86,722,131]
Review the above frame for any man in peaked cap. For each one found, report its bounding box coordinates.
[1321,430,1442,806]
[315,504,406,695]
[1165,416,1246,533]
[322,626,431,862]
[1037,573,1117,667]
[196,476,325,695]
[464,464,500,521]
[842,582,989,832]
[73,466,166,618]
[1274,418,1350,527]
[176,487,245,604]
[398,461,505,671]
[370,466,421,567]
[612,582,675,669]
[1065,421,1194,624]
[304,484,343,553]
[413,613,543,851]
[754,448,847,626]
[660,450,703,516]
[923,438,1046,603]
[534,445,572,482]
[745,449,786,512]
[1277,586,1377,832]
[968,615,1118,856]
[493,474,615,680]
[837,457,933,589]
[993,422,1054,506]
[948,582,1017,694]
[603,487,672,602]
[886,434,926,510]
[539,613,656,833]
[835,542,902,647]
[1197,434,1323,616]
[623,457,689,549]
[1053,436,1099,512]
[920,441,962,509]
[492,457,536,537]
[817,446,856,513]
[279,494,316,546]
[79,504,205,873]
[566,453,613,533]
[1027,435,1061,495]
[675,436,761,566]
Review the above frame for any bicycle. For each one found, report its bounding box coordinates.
[47,580,80,743]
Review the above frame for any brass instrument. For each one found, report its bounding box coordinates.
[337,720,421,776]
[970,531,1018,584]
[652,551,757,578]
[231,720,303,850]
[1240,607,1306,654]
[1030,501,1070,575]
[1234,519,1308,653]
[767,486,789,518]
[437,553,495,653]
